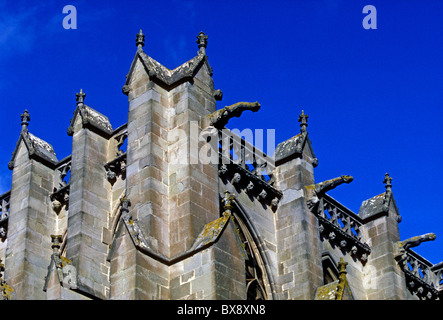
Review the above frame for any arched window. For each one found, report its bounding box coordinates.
[231,211,271,300]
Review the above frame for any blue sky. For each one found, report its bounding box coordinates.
[0,1,442,264]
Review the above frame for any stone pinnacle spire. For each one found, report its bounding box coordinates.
[383,173,392,192]
[136,29,145,50]
[20,109,30,131]
[76,89,86,106]
[298,110,309,134]
[196,31,208,55]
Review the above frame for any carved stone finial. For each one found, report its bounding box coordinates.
[75,89,86,106]
[298,110,308,133]
[222,190,235,212]
[51,234,63,250]
[338,257,348,275]
[383,173,392,192]
[334,257,350,300]
[196,31,208,54]
[136,29,145,49]
[20,109,30,131]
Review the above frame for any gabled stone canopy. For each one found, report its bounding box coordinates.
[274,110,318,167]
[67,89,113,138]
[8,113,58,170]
[122,30,214,93]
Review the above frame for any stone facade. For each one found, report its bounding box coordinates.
[0,31,441,300]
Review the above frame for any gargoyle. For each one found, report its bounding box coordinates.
[398,233,436,251]
[305,175,354,209]
[208,101,261,129]
[395,233,436,268]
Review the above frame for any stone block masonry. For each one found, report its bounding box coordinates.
[0,30,441,300]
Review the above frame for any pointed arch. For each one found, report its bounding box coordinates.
[231,200,276,300]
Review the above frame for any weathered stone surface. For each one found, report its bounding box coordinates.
[0,31,441,301]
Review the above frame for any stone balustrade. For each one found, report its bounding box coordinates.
[399,248,442,299]
[217,128,281,208]
[314,194,371,262]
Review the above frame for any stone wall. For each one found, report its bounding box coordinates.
[0,31,441,301]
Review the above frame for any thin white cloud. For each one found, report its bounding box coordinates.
[0,2,40,56]
[0,1,115,61]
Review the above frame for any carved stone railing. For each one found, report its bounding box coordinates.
[432,262,443,292]
[217,128,281,209]
[0,191,11,241]
[396,249,442,299]
[50,156,71,213]
[314,194,370,262]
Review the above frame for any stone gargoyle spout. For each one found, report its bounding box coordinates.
[305,175,354,210]
[398,233,436,251]
[395,233,437,269]
[208,101,261,129]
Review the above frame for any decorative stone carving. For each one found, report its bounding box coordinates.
[219,164,281,209]
[395,233,437,274]
[20,109,30,131]
[208,101,261,129]
[122,84,130,95]
[43,234,77,292]
[258,189,267,199]
[67,89,114,138]
[361,253,368,262]
[274,110,318,167]
[129,43,213,89]
[50,160,71,213]
[114,131,128,157]
[314,194,371,263]
[231,172,241,184]
[221,190,235,213]
[305,175,353,210]
[213,89,223,101]
[219,164,228,175]
[196,31,208,55]
[398,233,436,251]
[136,29,145,49]
[351,246,358,255]
[105,153,127,185]
[8,110,59,170]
